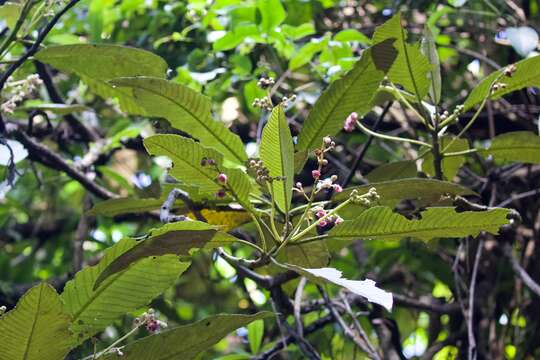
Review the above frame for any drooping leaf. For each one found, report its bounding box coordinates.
[94,221,238,288]
[247,319,265,354]
[329,206,511,241]
[296,39,397,157]
[287,265,393,310]
[463,55,540,112]
[423,137,469,180]
[102,312,273,360]
[110,77,247,165]
[260,105,294,213]
[88,197,167,217]
[334,178,476,209]
[257,0,286,35]
[372,13,432,99]
[61,239,189,343]
[421,26,442,105]
[364,160,417,182]
[34,45,168,114]
[0,283,72,360]
[21,103,90,115]
[480,131,540,164]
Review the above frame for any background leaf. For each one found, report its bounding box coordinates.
[61,239,189,344]
[111,77,247,165]
[463,55,540,111]
[423,137,469,180]
[102,312,273,360]
[35,45,168,114]
[480,131,540,164]
[260,105,294,213]
[329,206,511,241]
[0,283,72,360]
[421,26,442,105]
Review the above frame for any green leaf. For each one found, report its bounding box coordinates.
[464,55,540,112]
[257,0,286,35]
[365,160,417,182]
[110,77,247,165]
[102,312,273,360]
[282,241,330,268]
[329,206,511,241]
[421,26,442,105]
[247,319,264,354]
[296,39,397,157]
[0,283,72,360]
[21,103,90,115]
[286,265,393,310]
[480,131,540,164]
[334,29,371,45]
[34,45,168,114]
[288,35,330,70]
[335,178,475,208]
[424,137,469,180]
[0,3,22,29]
[61,239,188,344]
[373,13,432,99]
[144,135,253,208]
[260,105,294,213]
[282,23,316,40]
[94,221,238,288]
[88,197,165,217]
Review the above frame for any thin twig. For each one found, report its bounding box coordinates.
[468,239,483,360]
[504,244,540,297]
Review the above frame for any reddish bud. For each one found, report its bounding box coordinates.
[333,184,343,193]
[217,173,228,184]
[318,220,328,227]
[312,170,321,179]
[316,210,327,218]
[215,189,226,198]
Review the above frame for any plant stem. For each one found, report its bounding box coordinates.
[430,116,444,180]
[354,119,432,148]
[291,198,352,242]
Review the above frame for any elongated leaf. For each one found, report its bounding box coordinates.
[296,39,397,156]
[287,265,393,310]
[260,105,294,213]
[61,239,189,343]
[480,131,540,164]
[365,160,417,182]
[0,283,72,360]
[111,77,247,165]
[247,319,265,354]
[21,103,90,115]
[463,55,540,112]
[35,45,168,114]
[144,135,253,208]
[329,206,511,241]
[421,26,441,105]
[94,221,238,288]
[373,13,432,99]
[334,178,475,208]
[102,312,273,360]
[88,197,166,217]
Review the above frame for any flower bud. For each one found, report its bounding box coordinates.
[312,170,321,179]
[217,173,228,184]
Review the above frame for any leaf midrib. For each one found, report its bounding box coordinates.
[22,285,43,360]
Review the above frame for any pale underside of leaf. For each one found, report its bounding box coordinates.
[480,131,540,164]
[287,265,393,310]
